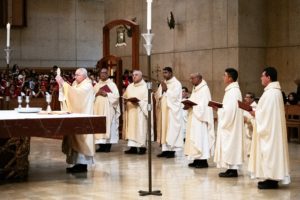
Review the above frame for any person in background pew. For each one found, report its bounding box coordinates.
[287,92,298,105]
[248,66,290,189]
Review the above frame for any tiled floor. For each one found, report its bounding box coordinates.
[0,137,299,200]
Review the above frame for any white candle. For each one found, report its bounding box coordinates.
[6,23,10,47]
[146,0,152,31]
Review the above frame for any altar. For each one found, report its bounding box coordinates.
[0,110,106,182]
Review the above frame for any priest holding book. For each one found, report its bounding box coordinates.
[248,67,290,189]
[213,68,244,178]
[122,70,148,155]
[93,67,120,153]
[183,73,215,168]
[241,92,257,158]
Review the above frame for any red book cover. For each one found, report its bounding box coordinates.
[208,100,223,108]
[238,100,253,112]
[182,99,197,106]
[122,96,140,103]
[100,84,112,93]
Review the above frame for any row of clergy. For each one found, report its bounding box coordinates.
[55,66,290,189]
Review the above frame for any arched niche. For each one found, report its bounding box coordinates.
[103,19,139,70]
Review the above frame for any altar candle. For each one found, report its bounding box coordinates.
[146,0,152,31]
[6,23,10,47]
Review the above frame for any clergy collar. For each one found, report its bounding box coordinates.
[264,81,281,91]
[133,79,145,87]
[99,78,111,84]
[73,78,91,87]
[225,81,239,92]
[193,79,207,92]
[165,76,176,84]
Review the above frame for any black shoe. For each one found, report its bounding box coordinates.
[96,144,106,152]
[157,151,168,157]
[188,160,198,167]
[218,169,238,177]
[66,164,87,173]
[138,147,147,155]
[124,147,138,154]
[105,144,112,152]
[258,179,279,189]
[166,151,175,158]
[194,159,209,168]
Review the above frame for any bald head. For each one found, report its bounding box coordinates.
[190,73,202,86]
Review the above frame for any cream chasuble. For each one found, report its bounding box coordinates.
[214,82,244,169]
[122,80,148,146]
[248,81,290,184]
[60,78,95,161]
[93,79,120,144]
[243,101,257,157]
[184,80,215,160]
[155,76,183,149]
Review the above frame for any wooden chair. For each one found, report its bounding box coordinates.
[285,105,300,143]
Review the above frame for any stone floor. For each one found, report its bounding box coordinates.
[0,137,299,200]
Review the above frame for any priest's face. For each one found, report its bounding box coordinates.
[100,68,109,81]
[75,70,85,84]
[261,71,271,87]
[132,71,142,83]
[162,70,172,80]
[190,74,201,86]
[223,72,232,85]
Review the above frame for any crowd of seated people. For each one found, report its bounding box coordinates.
[0,65,133,100]
[0,65,99,100]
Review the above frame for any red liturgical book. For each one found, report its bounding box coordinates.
[208,100,223,108]
[100,85,112,93]
[181,99,197,106]
[238,100,253,112]
[123,97,140,103]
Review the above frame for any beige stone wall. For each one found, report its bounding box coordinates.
[105,0,300,99]
[1,0,298,99]
[0,0,104,69]
[105,0,240,101]
[266,0,300,95]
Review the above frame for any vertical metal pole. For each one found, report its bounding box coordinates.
[147,54,152,192]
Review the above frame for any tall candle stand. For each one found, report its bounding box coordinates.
[4,47,11,110]
[4,47,11,75]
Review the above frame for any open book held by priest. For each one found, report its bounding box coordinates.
[122,96,140,103]
[238,100,253,112]
[181,99,197,106]
[100,84,112,93]
[208,100,223,108]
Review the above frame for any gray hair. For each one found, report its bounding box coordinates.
[132,70,143,76]
[76,68,88,78]
[191,72,202,79]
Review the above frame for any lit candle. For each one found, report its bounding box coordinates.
[147,0,152,31]
[6,23,10,47]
